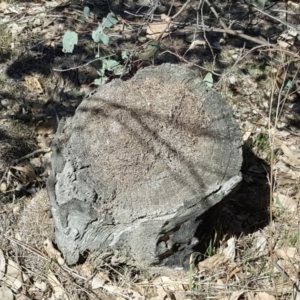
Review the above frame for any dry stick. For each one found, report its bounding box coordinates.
[249,3,300,31]
[204,0,276,47]
[216,43,270,87]
[6,236,87,280]
[199,0,217,69]
[278,64,300,120]
[217,43,300,88]
[53,55,113,72]
[159,49,222,76]
[168,0,175,17]
[258,47,300,59]
[0,113,48,120]
[11,148,51,165]
[273,260,300,293]
[171,0,192,20]
[5,237,100,300]
[123,13,297,59]
[268,59,279,296]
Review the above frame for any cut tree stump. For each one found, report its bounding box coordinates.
[47,64,243,267]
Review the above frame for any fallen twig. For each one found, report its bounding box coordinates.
[11,148,51,165]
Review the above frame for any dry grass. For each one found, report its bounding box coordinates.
[0,0,300,299]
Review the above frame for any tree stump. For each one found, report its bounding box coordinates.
[47,64,242,267]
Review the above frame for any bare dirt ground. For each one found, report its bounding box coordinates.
[0,0,300,299]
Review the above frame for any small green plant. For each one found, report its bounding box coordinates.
[188,252,201,290]
[253,132,269,151]
[62,31,78,53]
[205,232,218,257]
[290,233,299,247]
[203,72,214,88]
[62,11,128,85]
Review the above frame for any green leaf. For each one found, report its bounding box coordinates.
[92,25,103,43]
[203,72,213,88]
[65,90,86,99]
[94,77,107,85]
[92,25,109,44]
[97,68,105,77]
[105,59,119,71]
[121,51,129,60]
[283,79,292,91]
[83,6,90,19]
[102,12,118,28]
[265,66,272,72]
[62,31,78,53]
[147,40,159,50]
[100,34,109,45]
[138,40,159,60]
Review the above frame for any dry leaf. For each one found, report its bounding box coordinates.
[146,14,172,40]
[0,2,9,12]
[0,249,6,280]
[188,39,206,50]
[0,182,7,193]
[16,294,31,300]
[150,275,187,300]
[254,292,275,300]
[293,292,300,300]
[276,67,287,87]
[34,280,47,292]
[243,131,252,142]
[254,234,267,255]
[288,1,300,9]
[103,285,144,300]
[197,237,235,270]
[77,262,94,278]
[13,205,21,214]
[36,135,51,149]
[3,259,25,290]
[277,39,290,49]
[245,291,256,300]
[36,121,56,136]
[9,23,26,38]
[276,176,296,185]
[215,278,226,289]
[47,270,69,300]
[92,272,111,289]
[228,266,242,280]
[281,144,300,166]
[23,75,44,94]
[219,290,244,300]
[197,252,224,270]
[11,165,37,182]
[275,247,300,261]
[274,259,299,278]
[161,14,171,22]
[43,238,65,265]
[288,29,298,37]
[0,286,14,300]
[222,237,236,261]
[273,192,297,212]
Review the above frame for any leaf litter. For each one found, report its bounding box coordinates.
[1,0,300,299]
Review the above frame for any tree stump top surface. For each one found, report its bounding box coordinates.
[48,64,243,267]
[85,75,211,190]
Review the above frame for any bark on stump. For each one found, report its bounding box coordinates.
[47,64,242,267]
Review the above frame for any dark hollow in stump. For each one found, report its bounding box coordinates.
[47,64,243,267]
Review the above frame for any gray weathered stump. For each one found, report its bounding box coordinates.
[47,64,242,267]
